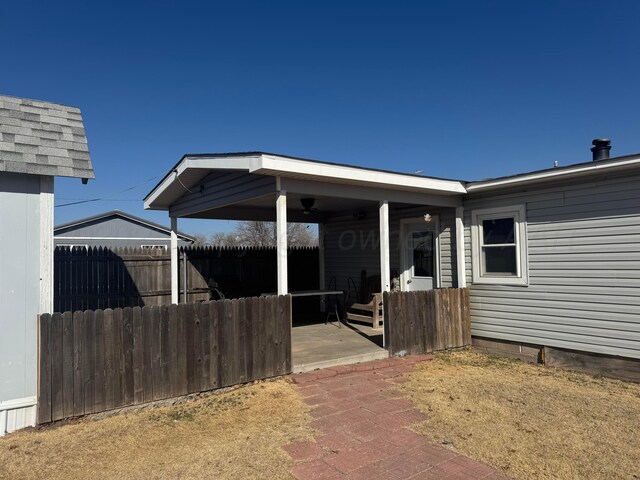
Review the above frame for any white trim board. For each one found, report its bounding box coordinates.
[144,153,467,210]
[0,396,37,437]
[39,176,54,314]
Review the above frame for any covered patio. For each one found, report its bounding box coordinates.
[144,152,468,369]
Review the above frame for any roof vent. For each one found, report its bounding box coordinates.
[591,138,611,161]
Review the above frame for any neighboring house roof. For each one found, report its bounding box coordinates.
[0,94,94,180]
[54,210,195,241]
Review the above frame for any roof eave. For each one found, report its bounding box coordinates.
[466,154,640,193]
[144,152,467,211]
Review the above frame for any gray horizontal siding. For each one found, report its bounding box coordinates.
[323,205,456,295]
[464,171,640,359]
[54,216,191,248]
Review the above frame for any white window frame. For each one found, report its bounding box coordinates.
[56,244,89,251]
[471,204,529,286]
[141,244,168,251]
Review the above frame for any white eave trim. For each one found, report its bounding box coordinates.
[144,155,261,208]
[144,153,467,209]
[257,154,466,194]
[466,155,640,192]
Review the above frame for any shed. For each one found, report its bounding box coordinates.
[0,94,94,435]
[54,210,195,249]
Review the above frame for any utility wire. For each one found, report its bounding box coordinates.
[55,175,160,208]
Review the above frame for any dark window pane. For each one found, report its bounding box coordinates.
[484,246,517,274]
[483,217,515,244]
[412,231,434,277]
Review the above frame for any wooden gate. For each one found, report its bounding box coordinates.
[383,288,470,356]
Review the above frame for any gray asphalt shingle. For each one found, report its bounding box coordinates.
[0,94,94,179]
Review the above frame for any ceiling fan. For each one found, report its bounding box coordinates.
[300,198,319,215]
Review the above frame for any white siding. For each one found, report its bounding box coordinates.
[0,172,42,434]
[464,172,640,359]
[323,205,457,294]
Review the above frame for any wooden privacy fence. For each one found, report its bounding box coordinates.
[383,288,470,356]
[54,246,319,312]
[37,295,292,424]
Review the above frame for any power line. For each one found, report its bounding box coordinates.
[55,175,160,208]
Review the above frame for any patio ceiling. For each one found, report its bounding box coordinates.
[144,152,467,221]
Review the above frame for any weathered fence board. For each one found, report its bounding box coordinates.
[54,246,318,312]
[37,295,292,424]
[384,288,471,356]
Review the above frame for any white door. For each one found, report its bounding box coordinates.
[401,220,439,291]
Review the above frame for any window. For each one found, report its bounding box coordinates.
[141,245,168,251]
[56,244,88,251]
[471,205,528,286]
[411,230,434,277]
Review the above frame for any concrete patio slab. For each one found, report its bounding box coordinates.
[292,321,388,373]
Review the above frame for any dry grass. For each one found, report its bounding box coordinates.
[0,379,312,480]
[399,349,640,480]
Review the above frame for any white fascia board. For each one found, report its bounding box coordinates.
[257,154,467,194]
[144,155,259,209]
[466,155,640,192]
[145,153,466,210]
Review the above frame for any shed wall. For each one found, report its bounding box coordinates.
[0,172,41,433]
[464,172,640,360]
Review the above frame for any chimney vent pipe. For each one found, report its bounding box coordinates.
[591,138,611,161]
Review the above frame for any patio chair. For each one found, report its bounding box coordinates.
[325,276,342,326]
[346,274,383,329]
[207,278,226,301]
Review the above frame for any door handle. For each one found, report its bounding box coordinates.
[407,279,412,284]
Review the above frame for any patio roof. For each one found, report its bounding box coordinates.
[144,151,469,302]
[144,152,467,221]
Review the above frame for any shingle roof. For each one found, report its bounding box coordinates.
[0,94,94,179]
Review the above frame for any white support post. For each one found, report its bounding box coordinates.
[379,200,391,294]
[170,216,179,304]
[318,223,326,311]
[455,206,467,288]
[276,187,288,295]
[379,201,390,348]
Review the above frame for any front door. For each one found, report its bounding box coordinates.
[401,220,439,291]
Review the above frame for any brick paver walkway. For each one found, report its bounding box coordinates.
[286,356,506,480]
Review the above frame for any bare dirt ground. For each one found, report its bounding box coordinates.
[398,349,640,480]
[0,379,313,480]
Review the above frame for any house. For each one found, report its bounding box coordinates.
[54,210,195,250]
[0,94,94,435]
[145,141,640,379]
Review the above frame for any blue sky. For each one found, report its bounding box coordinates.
[2,1,639,235]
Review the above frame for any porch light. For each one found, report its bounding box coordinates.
[424,214,433,222]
